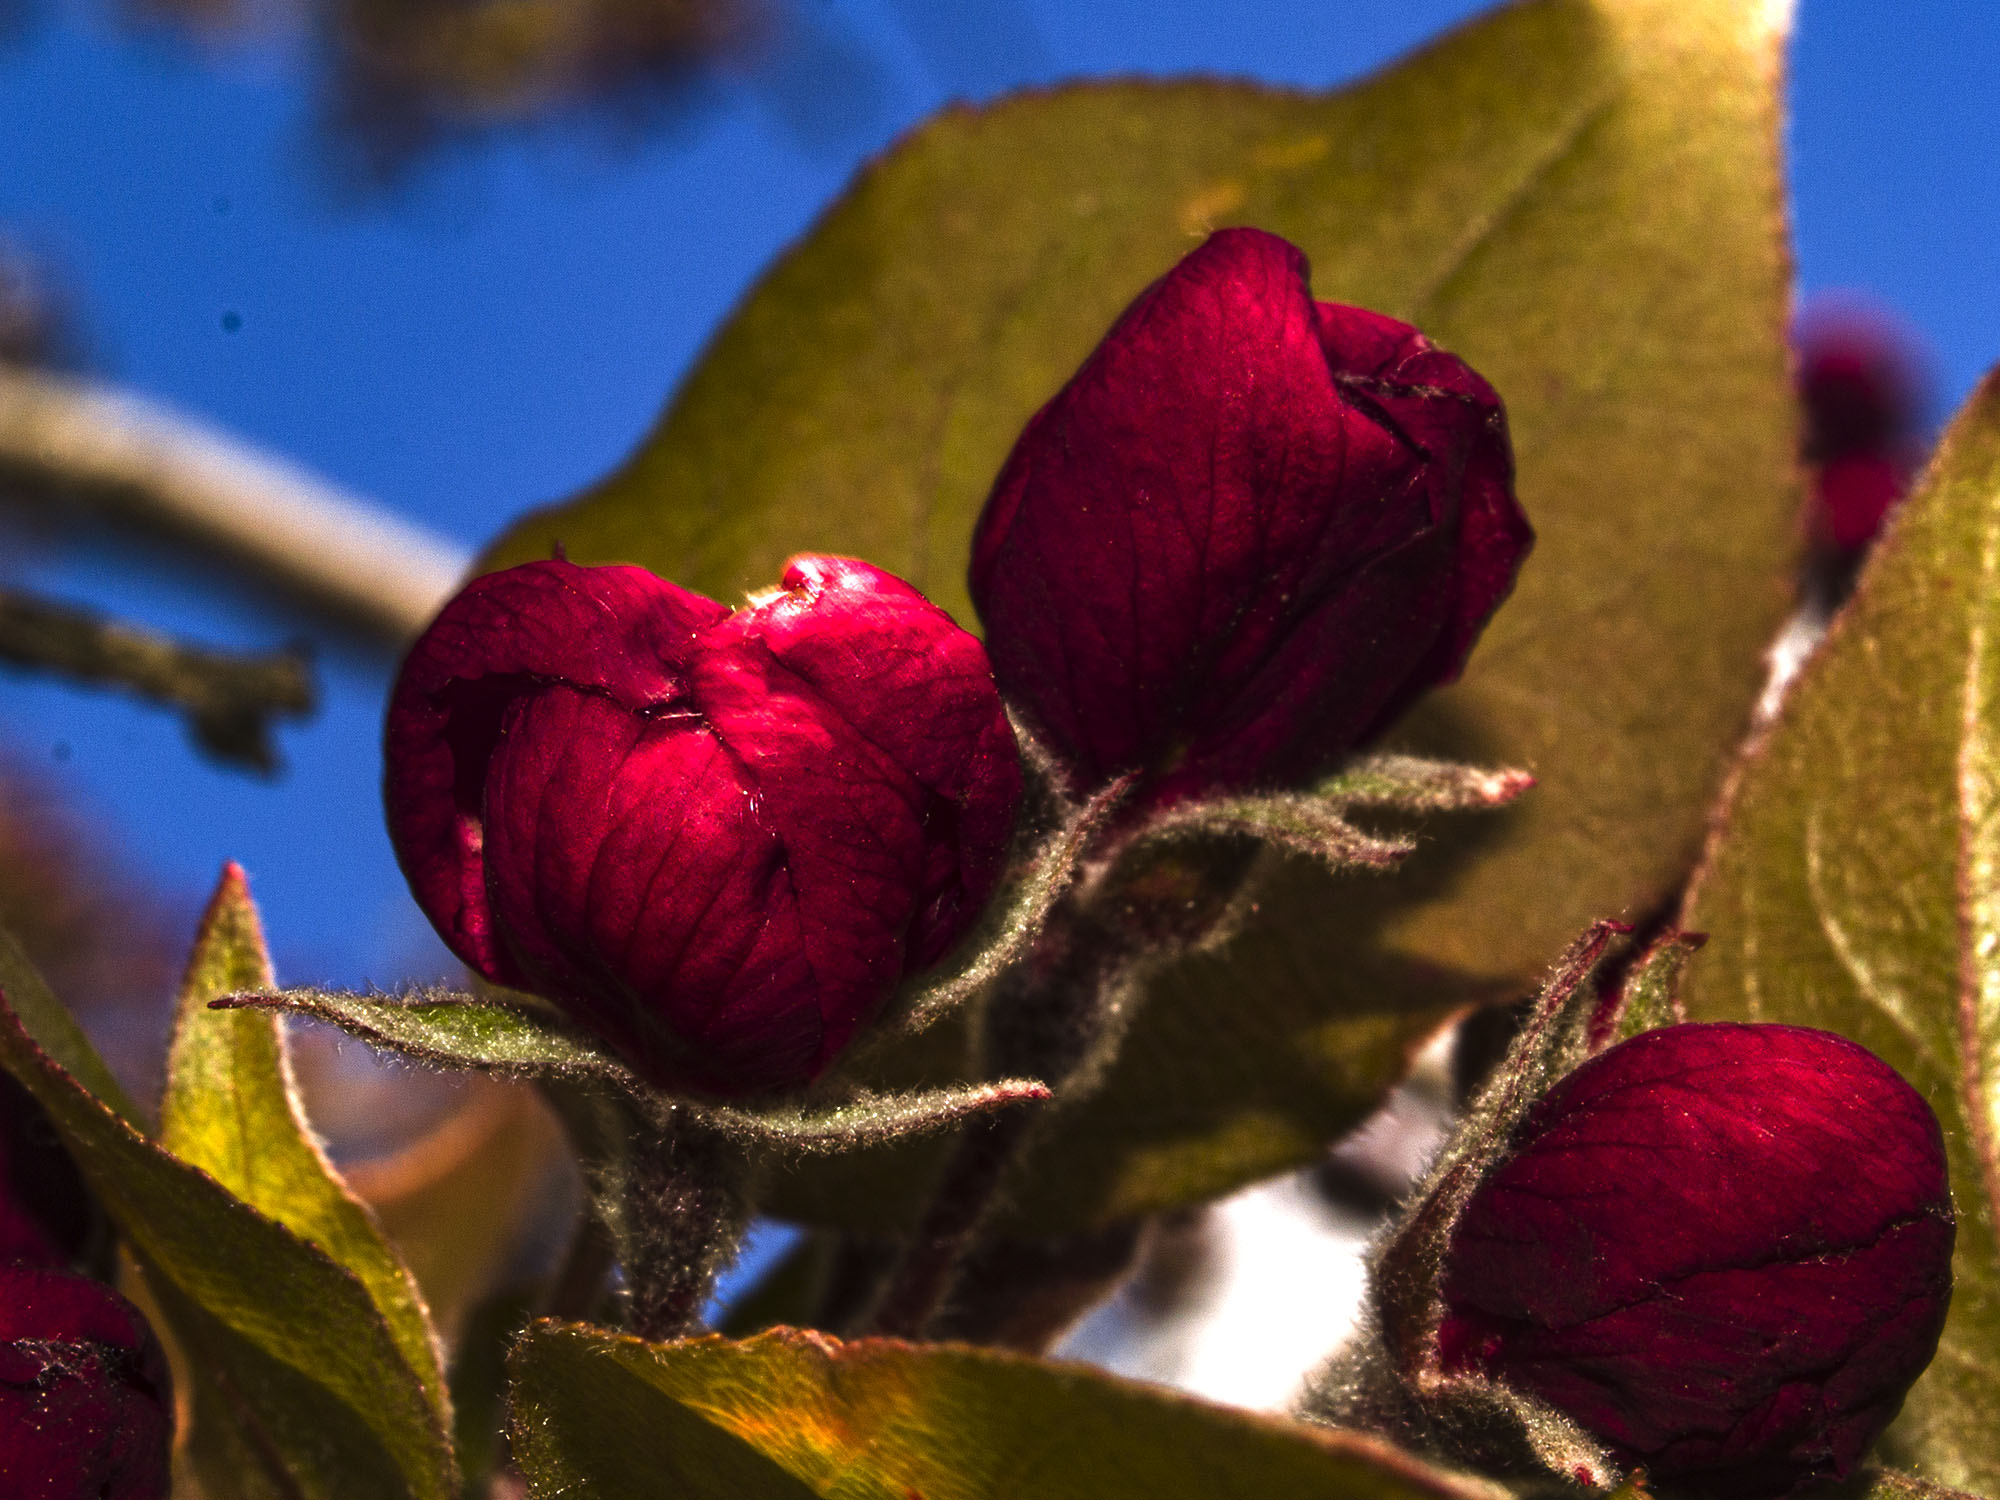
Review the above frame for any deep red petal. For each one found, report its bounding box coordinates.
[384,559,726,986]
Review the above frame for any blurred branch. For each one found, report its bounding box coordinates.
[0,241,80,370]
[116,0,772,185]
[0,366,469,641]
[0,584,315,772]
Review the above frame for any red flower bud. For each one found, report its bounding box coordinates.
[1438,1023,1953,1497]
[1795,309,1927,555]
[969,227,1531,807]
[0,1267,173,1500]
[0,1073,91,1268]
[385,554,1021,1096]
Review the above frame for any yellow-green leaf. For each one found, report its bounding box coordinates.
[1681,373,2000,1495]
[0,923,141,1125]
[509,1323,1512,1500]
[161,865,449,1418]
[484,0,1797,1235]
[0,941,457,1499]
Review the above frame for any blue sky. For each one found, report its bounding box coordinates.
[0,0,1995,990]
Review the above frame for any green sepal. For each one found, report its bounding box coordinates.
[1593,928,1704,1048]
[1314,755,1538,816]
[1111,755,1532,875]
[215,986,1048,1155]
[1300,922,1631,1490]
[875,772,1134,1041]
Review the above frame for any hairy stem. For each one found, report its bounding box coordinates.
[865,908,1108,1338]
[865,833,1260,1339]
[865,1106,1042,1339]
[619,1110,753,1342]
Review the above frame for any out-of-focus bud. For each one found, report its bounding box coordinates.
[1438,1022,1953,1498]
[969,227,1531,809]
[0,1073,91,1268]
[1796,307,1928,557]
[385,554,1021,1097]
[0,1266,173,1500]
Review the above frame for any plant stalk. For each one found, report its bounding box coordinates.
[863,833,1263,1339]
[864,1105,1042,1338]
[618,1109,753,1342]
[0,366,468,641]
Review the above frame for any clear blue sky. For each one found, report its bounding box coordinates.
[0,0,1995,991]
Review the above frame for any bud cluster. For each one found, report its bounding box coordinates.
[362,225,1538,1344]
[380,227,1533,1113]
[368,218,1959,1495]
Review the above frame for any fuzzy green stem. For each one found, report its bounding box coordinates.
[618,1110,753,1342]
[865,835,1260,1340]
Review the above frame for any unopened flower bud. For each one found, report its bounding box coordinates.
[0,1266,173,1500]
[969,227,1531,808]
[1438,1022,1953,1497]
[385,554,1021,1097]
[1796,309,1926,555]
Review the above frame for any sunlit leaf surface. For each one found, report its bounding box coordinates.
[160,866,448,1415]
[510,1323,1512,1500]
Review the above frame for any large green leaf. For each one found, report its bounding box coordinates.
[509,1322,1511,1500]
[160,865,449,1417]
[0,938,457,1499]
[483,0,1797,1234]
[1680,373,2000,1495]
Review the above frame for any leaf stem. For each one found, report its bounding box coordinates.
[865,822,1265,1339]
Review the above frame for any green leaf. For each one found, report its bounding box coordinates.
[509,1323,1513,1500]
[161,865,449,1420]
[477,0,1797,1236]
[1680,374,2000,1495]
[0,923,141,1125]
[0,944,457,1497]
